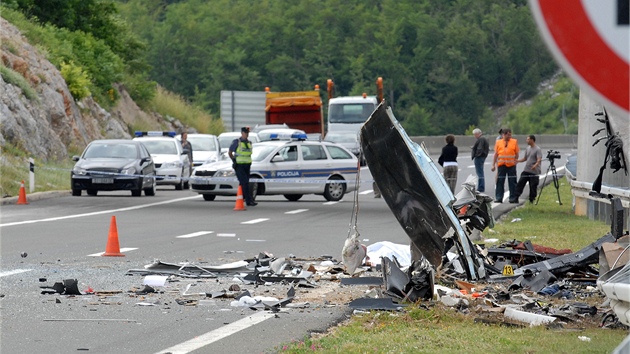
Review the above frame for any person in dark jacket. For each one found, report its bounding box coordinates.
[438,134,458,194]
[471,128,489,192]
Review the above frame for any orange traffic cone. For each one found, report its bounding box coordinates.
[17,180,28,205]
[234,185,246,211]
[102,216,125,257]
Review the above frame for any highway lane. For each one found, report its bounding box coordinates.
[0,148,574,353]
[0,170,410,354]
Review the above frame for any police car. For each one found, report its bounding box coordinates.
[191,133,359,202]
[133,131,191,190]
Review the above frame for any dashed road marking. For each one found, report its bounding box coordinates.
[359,190,373,195]
[216,233,236,237]
[176,231,214,239]
[241,218,269,224]
[0,269,32,278]
[323,201,340,205]
[285,209,308,214]
[245,239,266,242]
[87,247,138,257]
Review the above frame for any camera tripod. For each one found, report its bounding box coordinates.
[535,159,562,205]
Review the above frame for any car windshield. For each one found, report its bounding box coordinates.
[219,135,237,149]
[141,140,178,154]
[188,136,217,151]
[251,145,278,162]
[84,143,137,159]
[325,133,357,143]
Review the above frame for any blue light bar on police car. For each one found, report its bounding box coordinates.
[268,132,308,141]
[134,131,176,137]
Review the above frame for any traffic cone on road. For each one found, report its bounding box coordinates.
[234,185,246,211]
[17,180,28,205]
[102,216,125,257]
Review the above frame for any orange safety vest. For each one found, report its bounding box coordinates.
[495,139,519,167]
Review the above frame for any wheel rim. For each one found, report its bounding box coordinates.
[327,180,344,200]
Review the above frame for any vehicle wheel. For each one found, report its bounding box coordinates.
[131,188,142,197]
[72,189,81,196]
[202,194,216,201]
[284,194,303,201]
[87,189,98,196]
[144,178,156,196]
[175,177,184,190]
[184,180,190,189]
[323,176,346,201]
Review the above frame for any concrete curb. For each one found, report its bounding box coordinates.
[1,190,71,205]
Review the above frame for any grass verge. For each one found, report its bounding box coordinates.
[0,143,73,197]
[278,181,626,353]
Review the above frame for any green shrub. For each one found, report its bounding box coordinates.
[60,61,91,100]
[0,64,38,100]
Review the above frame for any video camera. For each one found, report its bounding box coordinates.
[546,150,561,162]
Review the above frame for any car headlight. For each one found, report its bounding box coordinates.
[215,170,235,178]
[72,167,87,175]
[161,161,183,168]
[120,167,136,175]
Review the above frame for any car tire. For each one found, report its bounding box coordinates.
[175,177,184,190]
[144,177,156,196]
[72,189,81,196]
[202,194,216,201]
[284,194,303,201]
[87,189,98,196]
[323,176,346,201]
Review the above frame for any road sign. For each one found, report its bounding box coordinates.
[529,0,629,118]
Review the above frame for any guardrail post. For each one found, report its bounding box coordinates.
[29,157,34,193]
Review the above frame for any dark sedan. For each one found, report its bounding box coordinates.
[71,140,157,197]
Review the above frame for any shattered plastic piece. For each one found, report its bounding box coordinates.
[578,336,591,342]
[509,269,557,293]
[135,285,155,295]
[143,275,168,287]
[503,307,557,326]
[63,279,82,295]
[511,218,522,223]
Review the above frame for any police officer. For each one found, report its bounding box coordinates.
[229,127,257,206]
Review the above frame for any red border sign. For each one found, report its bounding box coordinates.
[530,0,629,117]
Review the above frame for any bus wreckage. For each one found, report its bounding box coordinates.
[353,103,627,293]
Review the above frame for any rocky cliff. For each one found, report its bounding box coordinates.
[0,17,182,162]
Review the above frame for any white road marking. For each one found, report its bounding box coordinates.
[216,233,236,237]
[240,218,269,224]
[154,311,275,354]
[0,195,201,228]
[359,190,373,195]
[0,269,32,278]
[176,231,214,239]
[323,201,340,205]
[87,247,138,257]
[245,239,266,242]
[285,209,308,214]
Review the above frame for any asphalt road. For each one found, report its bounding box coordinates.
[0,148,574,353]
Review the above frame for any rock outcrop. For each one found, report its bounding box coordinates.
[0,17,180,161]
